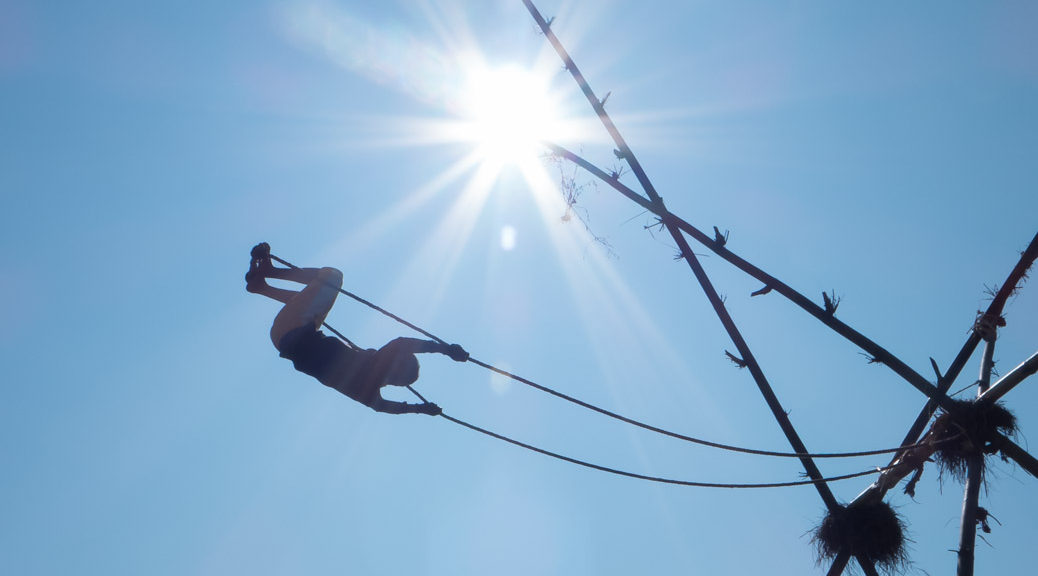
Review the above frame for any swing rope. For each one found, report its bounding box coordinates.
[269,253,940,460]
[403,385,891,489]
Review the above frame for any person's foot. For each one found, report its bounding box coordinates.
[245,242,274,292]
[251,242,271,261]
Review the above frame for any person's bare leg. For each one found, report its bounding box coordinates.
[245,243,345,349]
[269,267,344,348]
[247,270,323,305]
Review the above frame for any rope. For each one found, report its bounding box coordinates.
[269,254,444,345]
[268,252,937,460]
[405,386,887,489]
[465,357,943,459]
[443,414,890,488]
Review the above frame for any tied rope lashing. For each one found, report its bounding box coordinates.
[269,252,940,461]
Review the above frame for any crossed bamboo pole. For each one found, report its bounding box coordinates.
[522,0,868,571]
[830,238,1038,575]
[519,2,1036,574]
[520,0,836,500]
[551,112,1038,576]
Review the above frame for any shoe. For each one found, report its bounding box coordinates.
[245,243,274,292]
[251,242,271,260]
[245,267,269,293]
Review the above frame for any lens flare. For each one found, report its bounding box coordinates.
[458,63,565,165]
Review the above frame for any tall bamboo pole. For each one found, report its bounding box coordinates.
[521,0,840,511]
[956,452,984,576]
[956,331,996,576]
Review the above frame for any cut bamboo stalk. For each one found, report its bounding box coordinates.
[978,351,1038,405]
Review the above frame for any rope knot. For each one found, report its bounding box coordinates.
[973,312,1005,342]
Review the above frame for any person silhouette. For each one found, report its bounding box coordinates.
[245,242,468,415]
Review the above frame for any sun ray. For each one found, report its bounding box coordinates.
[518,160,724,419]
[320,150,485,264]
[384,160,499,320]
[279,2,708,395]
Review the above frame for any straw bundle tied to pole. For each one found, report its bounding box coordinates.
[932,399,1018,483]
[814,501,908,574]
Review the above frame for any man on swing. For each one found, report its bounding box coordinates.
[245,242,468,415]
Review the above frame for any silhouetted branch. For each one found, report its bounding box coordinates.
[822,290,841,315]
[859,352,882,365]
[930,358,944,383]
[712,226,728,247]
[725,350,747,369]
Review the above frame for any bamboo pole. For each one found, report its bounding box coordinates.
[664,219,840,510]
[521,1,662,208]
[978,350,1038,405]
[826,553,850,576]
[522,5,1037,576]
[522,2,839,511]
[956,452,984,576]
[541,73,1037,576]
[981,232,1038,318]
[977,343,996,395]
[848,233,1038,507]
[955,333,996,576]
[997,437,1038,480]
[545,144,1038,415]
[545,143,957,409]
[829,236,1038,575]
[860,559,881,576]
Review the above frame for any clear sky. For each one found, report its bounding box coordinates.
[2,1,1036,574]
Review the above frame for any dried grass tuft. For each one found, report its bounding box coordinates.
[813,502,908,573]
[932,399,1017,482]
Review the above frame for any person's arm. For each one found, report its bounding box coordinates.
[369,395,442,416]
[383,337,469,362]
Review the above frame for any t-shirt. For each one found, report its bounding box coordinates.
[278,324,377,404]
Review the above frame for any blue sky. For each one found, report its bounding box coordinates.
[2,1,1036,574]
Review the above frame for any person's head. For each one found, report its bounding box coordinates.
[384,353,420,386]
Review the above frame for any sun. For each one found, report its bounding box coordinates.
[456,62,568,167]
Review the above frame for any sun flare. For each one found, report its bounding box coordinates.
[457,63,567,167]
